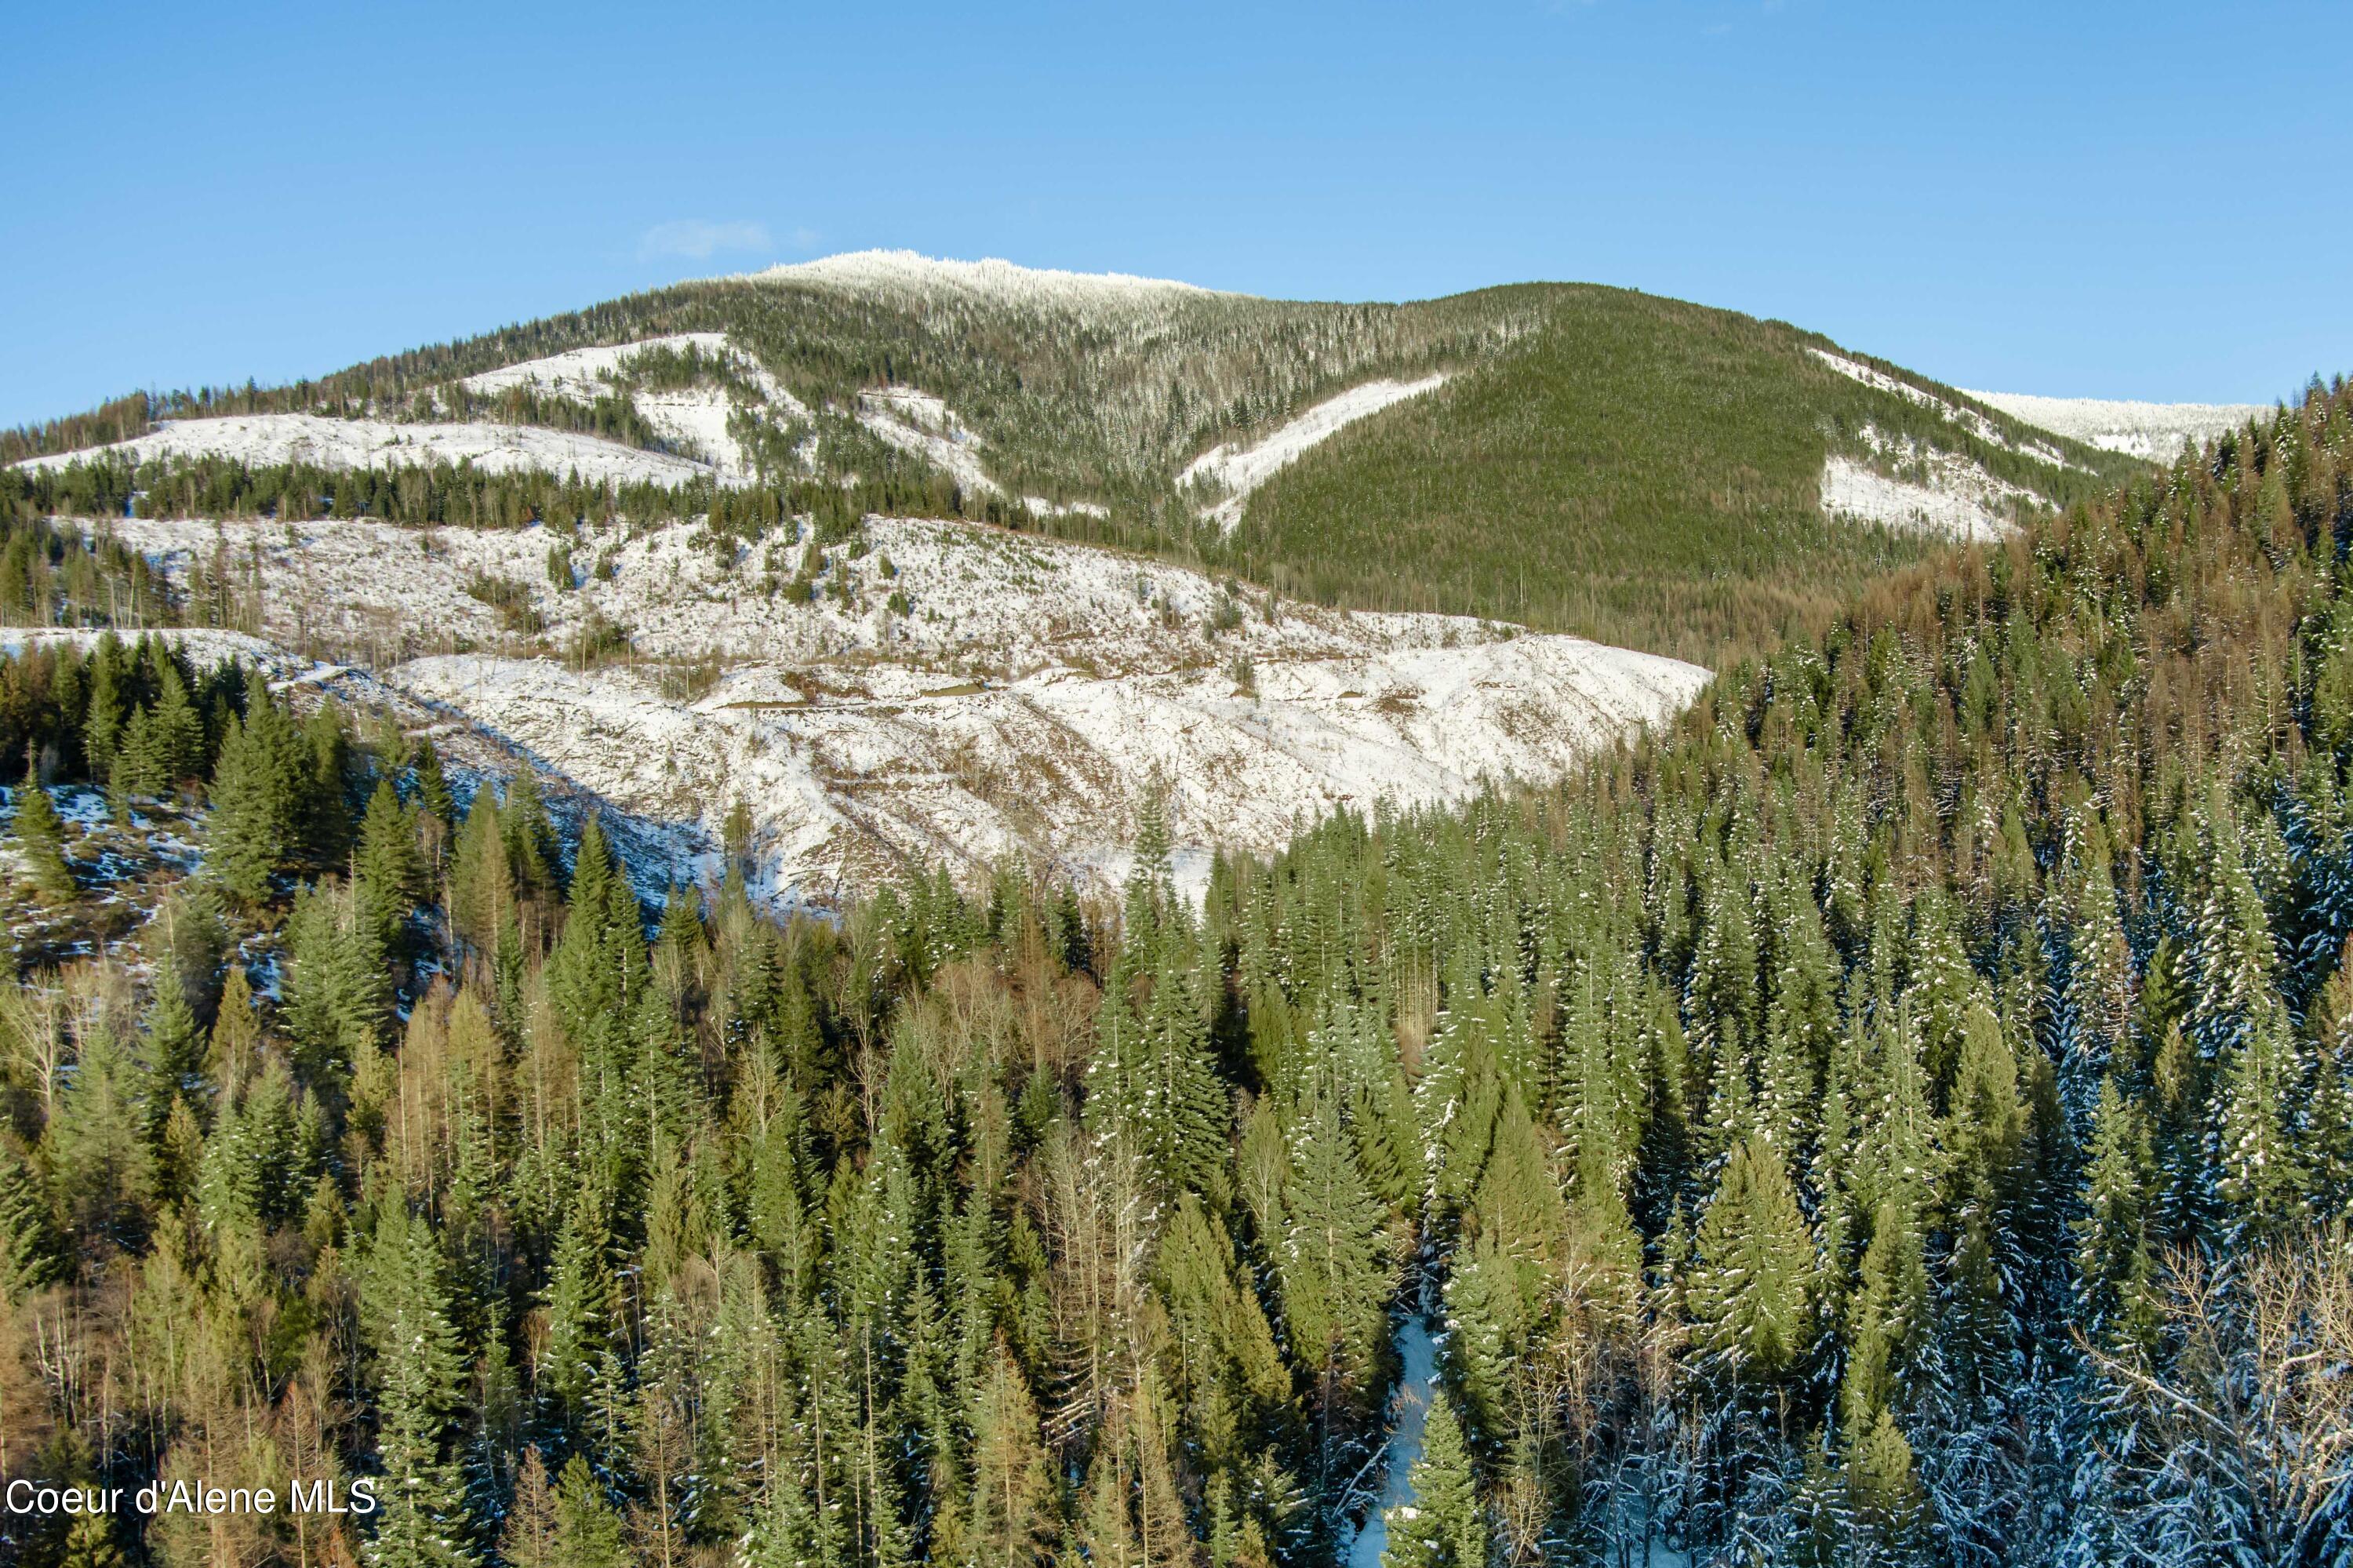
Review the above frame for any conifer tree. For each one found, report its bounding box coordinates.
[361,1210,479,1568]
[2089,1073,2155,1346]
[1277,1084,1395,1428]
[0,1141,65,1295]
[356,777,430,952]
[1847,1406,1927,1553]
[966,1342,1056,1568]
[540,1188,617,1420]
[2213,1002,2308,1245]
[10,757,73,900]
[207,671,302,902]
[413,737,457,829]
[550,1454,630,1568]
[1380,1388,1486,1568]
[449,786,511,948]
[1686,1136,1813,1383]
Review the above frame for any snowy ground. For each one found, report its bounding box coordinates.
[459,332,811,478]
[1818,423,2042,542]
[1180,374,1451,533]
[856,387,999,496]
[13,413,729,489]
[1960,389,2271,461]
[89,511,1707,907]
[1344,1316,1437,1568]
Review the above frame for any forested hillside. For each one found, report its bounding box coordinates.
[2,374,2348,1568]
[1226,288,2135,664]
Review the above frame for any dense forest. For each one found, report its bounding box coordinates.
[2,380,2351,1568]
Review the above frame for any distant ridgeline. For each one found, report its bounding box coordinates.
[0,353,2345,1566]
[5,258,2151,668]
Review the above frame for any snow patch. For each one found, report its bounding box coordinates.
[460,332,811,478]
[1180,374,1450,533]
[89,509,1707,908]
[1809,348,2079,470]
[1820,445,2025,543]
[1958,390,2270,462]
[856,387,999,495]
[14,413,729,489]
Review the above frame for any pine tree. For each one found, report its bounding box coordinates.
[0,1141,66,1296]
[2073,1076,2158,1344]
[540,1189,616,1417]
[550,1454,630,1568]
[2212,1000,2308,1246]
[356,777,430,953]
[1846,1406,1926,1552]
[413,737,457,828]
[1686,1136,1813,1383]
[11,757,73,900]
[207,671,302,902]
[966,1342,1055,1568]
[1380,1388,1487,1568]
[361,1209,480,1568]
[56,1512,128,1568]
[1277,1084,1396,1425]
[449,785,511,948]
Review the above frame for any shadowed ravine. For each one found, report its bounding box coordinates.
[1343,1314,1438,1568]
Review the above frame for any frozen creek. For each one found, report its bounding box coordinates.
[1343,1315,1438,1568]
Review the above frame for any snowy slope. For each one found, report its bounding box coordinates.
[95,510,1707,905]
[856,387,998,495]
[1817,422,2043,542]
[459,331,811,478]
[1809,348,2081,470]
[13,413,729,489]
[1960,390,2270,461]
[1180,375,1451,533]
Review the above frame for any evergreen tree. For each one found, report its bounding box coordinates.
[10,756,72,900]
[550,1453,630,1568]
[1380,1388,1487,1568]
[207,671,302,901]
[1686,1135,1813,1383]
[361,1209,480,1568]
[966,1342,1056,1568]
[0,1141,66,1295]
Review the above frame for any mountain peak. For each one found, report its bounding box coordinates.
[730,247,1230,303]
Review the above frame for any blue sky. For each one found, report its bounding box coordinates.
[3,2,2346,427]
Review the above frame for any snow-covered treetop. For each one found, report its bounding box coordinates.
[731,249,1236,307]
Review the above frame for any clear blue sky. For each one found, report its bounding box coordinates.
[4,2,2345,428]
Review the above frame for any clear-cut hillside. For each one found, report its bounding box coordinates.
[95,511,1708,905]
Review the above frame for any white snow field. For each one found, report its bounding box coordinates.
[1179,374,1452,533]
[1960,390,2271,461]
[13,413,729,489]
[1818,423,2042,542]
[96,511,1708,906]
[458,331,811,478]
[740,248,1222,306]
